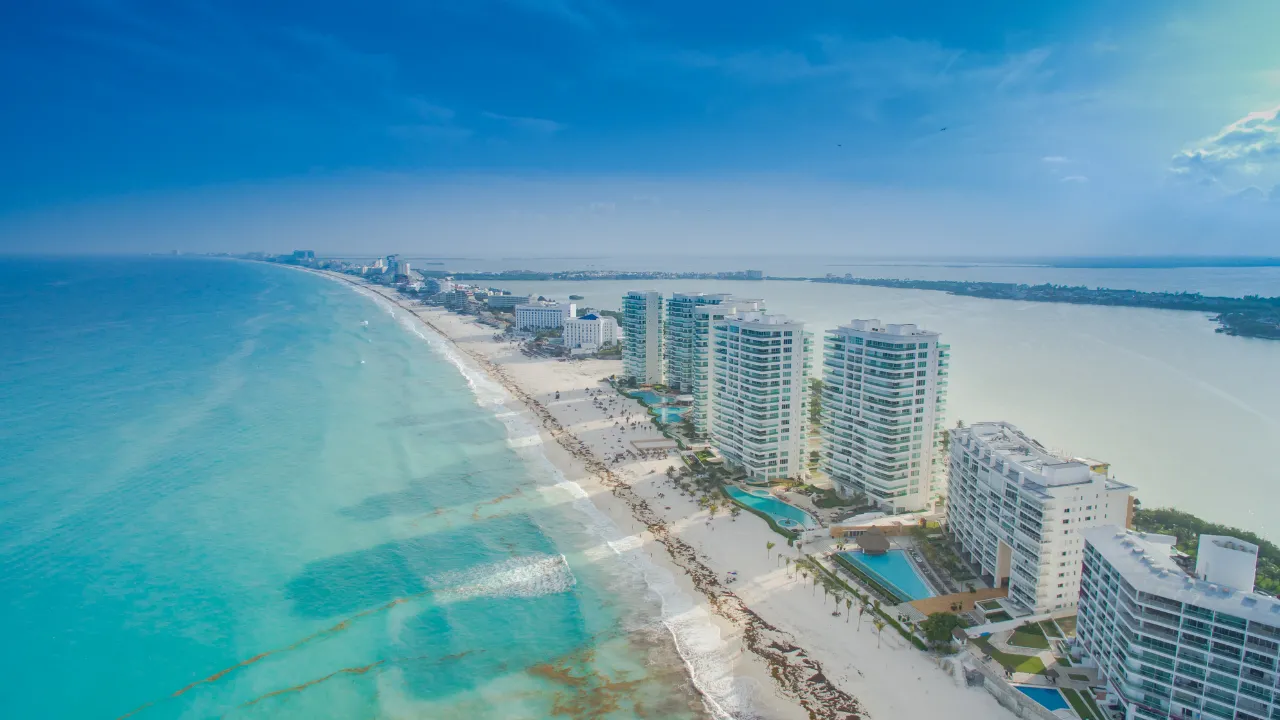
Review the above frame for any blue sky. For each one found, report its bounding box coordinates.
[2,0,1279,256]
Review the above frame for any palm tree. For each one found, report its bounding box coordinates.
[801,570,809,588]
[873,618,887,648]
[784,557,792,576]
[766,541,776,559]
[844,596,853,622]
[857,601,867,631]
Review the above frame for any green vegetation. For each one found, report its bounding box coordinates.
[808,485,864,509]
[808,378,824,428]
[720,487,796,540]
[808,558,927,650]
[971,636,1047,675]
[1069,673,1090,682]
[1056,657,1072,667]
[1041,620,1063,638]
[1061,688,1098,720]
[1133,507,1280,594]
[1009,630,1050,649]
[983,610,1012,623]
[1055,615,1077,638]
[920,612,964,646]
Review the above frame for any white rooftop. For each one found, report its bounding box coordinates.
[1083,525,1280,627]
[835,318,939,337]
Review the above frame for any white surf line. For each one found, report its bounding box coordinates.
[322,272,743,720]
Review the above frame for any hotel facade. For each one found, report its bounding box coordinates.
[665,293,731,393]
[514,302,575,330]
[690,298,764,435]
[1077,526,1280,720]
[709,311,811,480]
[947,421,1135,613]
[819,320,949,512]
[622,291,664,384]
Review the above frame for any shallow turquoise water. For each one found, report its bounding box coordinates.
[723,486,816,529]
[838,550,935,601]
[0,259,715,719]
[653,406,689,423]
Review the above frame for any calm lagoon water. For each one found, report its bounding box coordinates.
[0,259,724,719]
[500,278,1280,541]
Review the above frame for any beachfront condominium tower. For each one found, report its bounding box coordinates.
[819,320,948,513]
[1076,527,1280,720]
[665,293,732,393]
[948,422,1136,613]
[710,311,811,480]
[691,298,764,436]
[622,291,664,384]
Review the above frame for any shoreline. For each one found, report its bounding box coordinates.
[313,268,1013,720]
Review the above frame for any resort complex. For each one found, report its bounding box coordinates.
[300,257,1280,720]
[513,301,575,330]
[622,291,664,384]
[948,422,1136,613]
[819,319,949,512]
[709,311,811,480]
[562,313,619,352]
[1077,527,1280,720]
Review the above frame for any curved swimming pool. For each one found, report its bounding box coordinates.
[838,549,935,601]
[723,486,817,529]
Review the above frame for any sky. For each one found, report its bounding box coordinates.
[1,0,1279,257]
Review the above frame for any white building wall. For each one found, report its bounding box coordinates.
[563,315,619,349]
[514,303,575,330]
[820,319,948,512]
[622,291,663,384]
[947,422,1135,613]
[665,293,731,393]
[691,299,763,435]
[1077,526,1280,720]
[710,311,810,480]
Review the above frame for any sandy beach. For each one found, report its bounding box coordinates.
[325,271,1014,720]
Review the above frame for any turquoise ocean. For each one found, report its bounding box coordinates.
[0,258,729,719]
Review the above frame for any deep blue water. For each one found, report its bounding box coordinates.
[0,258,712,719]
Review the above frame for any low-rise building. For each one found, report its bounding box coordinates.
[514,302,575,330]
[563,313,619,351]
[947,421,1135,613]
[1077,526,1280,720]
[486,294,532,312]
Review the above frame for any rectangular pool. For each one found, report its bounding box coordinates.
[1014,686,1069,712]
[838,549,935,601]
[723,486,817,530]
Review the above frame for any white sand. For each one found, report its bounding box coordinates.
[334,273,1014,720]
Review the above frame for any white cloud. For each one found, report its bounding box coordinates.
[1060,175,1089,183]
[1170,104,1280,187]
[1042,155,1069,163]
[482,111,566,134]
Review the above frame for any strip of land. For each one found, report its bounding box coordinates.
[314,269,1015,720]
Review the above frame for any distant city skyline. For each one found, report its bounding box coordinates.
[2,1,1279,255]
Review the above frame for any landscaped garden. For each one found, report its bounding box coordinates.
[1008,621,1050,650]
[971,635,1047,675]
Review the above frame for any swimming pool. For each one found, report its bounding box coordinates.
[723,486,817,529]
[838,549,936,601]
[627,389,671,406]
[1014,686,1069,712]
[652,406,688,423]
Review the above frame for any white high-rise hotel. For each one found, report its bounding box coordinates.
[622,291,664,384]
[947,421,1135,613]
[710,311,811,480]
[691,298,763,435]
[665,293,731,393]
[1077,527,1280,720]
[820,320,948,512]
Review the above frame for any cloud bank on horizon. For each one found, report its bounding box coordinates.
[1,0,1278,256]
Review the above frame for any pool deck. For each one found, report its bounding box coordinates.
[908,587,1008,616]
